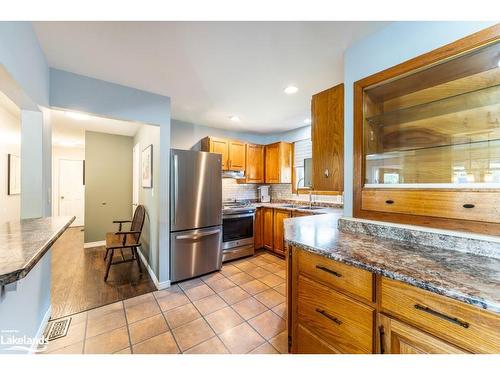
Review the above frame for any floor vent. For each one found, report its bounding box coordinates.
[45,317,72,341]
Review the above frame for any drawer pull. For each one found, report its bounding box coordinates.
[462,204,475,209]
[385,199,394,204]
[414,304,469,328]
[315,308,342,325]
[315,265,342,278]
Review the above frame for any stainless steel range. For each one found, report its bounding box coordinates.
[222,201,256,262]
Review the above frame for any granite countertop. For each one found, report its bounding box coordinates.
[253,202,342,215]
[284,213,500,313]
[0,216,75,285]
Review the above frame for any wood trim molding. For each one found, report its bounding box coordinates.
[352,24,500,235]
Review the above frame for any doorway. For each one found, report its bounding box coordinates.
[58,159,85,227]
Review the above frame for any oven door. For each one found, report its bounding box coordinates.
[222,213,254,249]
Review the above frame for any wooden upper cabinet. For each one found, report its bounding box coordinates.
[262,207,274,251]
[228,140,246,171]
[265,142,292,183]
[244,144,264,183]
[311,84,344,193]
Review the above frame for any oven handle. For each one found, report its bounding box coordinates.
[223,213,255,219]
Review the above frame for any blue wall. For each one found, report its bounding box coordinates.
[343,21,497,216]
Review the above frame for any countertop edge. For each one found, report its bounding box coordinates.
[285,238,500,314]
[0,216,75,286]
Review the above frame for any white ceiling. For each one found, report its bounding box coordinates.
[33,21,388,133]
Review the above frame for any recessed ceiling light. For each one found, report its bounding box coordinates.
[229,115,240,122]
[304,118,312,125]
[284,86,299,95]
[65,111,90,120]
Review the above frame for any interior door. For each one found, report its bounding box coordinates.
[132,143,140,216]
[59,159,85,227]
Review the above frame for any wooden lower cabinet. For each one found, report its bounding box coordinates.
[273,209,291,256]
[254,208,263,249]
[262,207,274,251]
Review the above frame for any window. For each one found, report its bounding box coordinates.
[293,138,312,190]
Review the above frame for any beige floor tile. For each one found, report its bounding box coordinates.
[201,272,224,283]
[261,253,280,262]
[164,303,201,329]
[272,302,287,319]
[177,278,204,291]
[246,266,271,278]
[248,257,272,267]
[66,311,88,325]
[156,291,190,312]
[220,264,241,277]
[240,279,269,295]
[184,336,229,354]
[84,326,130,354]
[218,322,265,354]
[269,330,288,353]
[45,321,86,352]
[125,298,161,323]
[231,297,268,320]
[254,288,286,308]
[184,284,215,301]
[172,318,215,351]
[86,309,126,338]
[249,342,279,354]
[205,277,236,293]
[132,332,179,354]
[234,261,257,273]
[46,340,84,354]
[193,294,228,315]
[248,310,286,340]
[128,314,169,345]
[260,273,285,288]
[115,347,132,354]
[205,306,244,334]
[87,301,123,320]
[227,272,254,285]
[123,292,155,308]
[154,284,182,298]
[260,262,283,273]
[274,269,286,278]
[273,283,286,296]
[217,286,250,305]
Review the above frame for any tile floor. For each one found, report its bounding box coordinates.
[43,252,287,354]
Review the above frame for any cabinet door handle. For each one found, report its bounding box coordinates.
[316,265,342,278]
[379,326,385,354]
[414,304,469,328]
[462,204,475,209]
[315,308,342,325]
[385,199,394,204]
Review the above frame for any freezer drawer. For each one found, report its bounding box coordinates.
[170,226,223,282]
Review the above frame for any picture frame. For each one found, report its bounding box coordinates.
[141,144,153,188]
[8,154,21,195]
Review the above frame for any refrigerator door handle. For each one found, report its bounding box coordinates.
[175,228,221,240]
[172,154,179,224]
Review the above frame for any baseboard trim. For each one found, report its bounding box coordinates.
[136,248,170,290]
[84,240,105,249]
[31,305,51,354]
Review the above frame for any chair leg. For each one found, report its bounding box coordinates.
[104,249,114,281]
[134,247,142,274]
[104,248,110,261]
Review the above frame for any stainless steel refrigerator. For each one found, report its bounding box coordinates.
[170,149,223,282]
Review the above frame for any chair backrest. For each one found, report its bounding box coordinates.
[131,205,146,243]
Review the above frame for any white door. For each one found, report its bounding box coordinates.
[59,159,85,227]
[132,143,140,216]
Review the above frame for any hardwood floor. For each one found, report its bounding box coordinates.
[51,227,156,319]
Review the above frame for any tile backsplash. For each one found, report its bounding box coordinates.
[222,179,343,205]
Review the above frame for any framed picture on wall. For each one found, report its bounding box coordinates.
[142,144,153,188]
[8,154,21,195]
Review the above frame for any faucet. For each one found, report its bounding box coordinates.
[308,190,314,208]
[296,177,304,198]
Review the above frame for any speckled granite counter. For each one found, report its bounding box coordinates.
[284,213,500,313]
[253,202,342,215]
[0,216,74,285]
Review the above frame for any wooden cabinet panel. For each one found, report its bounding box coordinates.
[379,314,469,354]
[254,208,263,249]
[292,211,312,217]
[297,249,373,302]
[245,144,264,183]
[362,189,500,224]
[297,275,374,353]
[262,207,274,251]
[273,209,291,256]
[202,137,229,169]
[265,142,292,183]
[311,84,344,192]
[228,140,246,171]
[381,277,500,353]
[295,324,340,354]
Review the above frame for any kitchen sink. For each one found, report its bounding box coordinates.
[295,206,323,210]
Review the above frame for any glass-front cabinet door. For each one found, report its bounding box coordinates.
[363,40,500,188]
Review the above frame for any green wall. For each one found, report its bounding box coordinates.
[85,131,133,243]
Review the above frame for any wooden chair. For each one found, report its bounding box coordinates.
[104,205,146,281]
